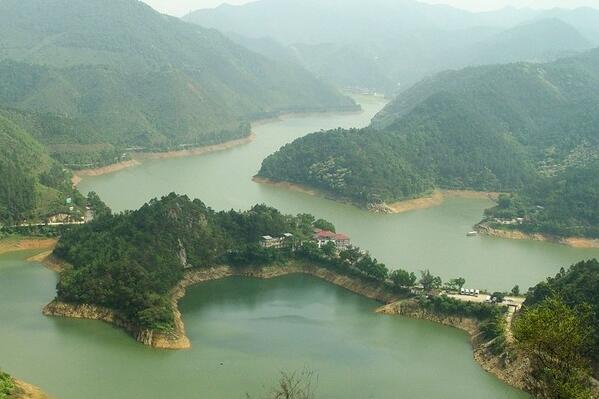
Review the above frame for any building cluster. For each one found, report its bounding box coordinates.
[493,217,525,226]
[259,228,351,251]
[312,229,351,250]
[260,233,294,249]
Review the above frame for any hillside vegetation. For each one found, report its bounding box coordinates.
[258,49,599,237]
[54,194,340,330]
[0,0,355,165]
[515,260,599,397]
[0,113,82,225]
[0,0,356,222]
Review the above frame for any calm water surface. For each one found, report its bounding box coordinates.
[79,95,599,291]
[0,252,526,398]
[1,95,595,398]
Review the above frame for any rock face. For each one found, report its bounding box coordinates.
[42,301,190,350]
[42,261,539,394]
[42,262,399,350]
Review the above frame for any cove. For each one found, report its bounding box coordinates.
[0,252,527,399]
[78,95,599,291]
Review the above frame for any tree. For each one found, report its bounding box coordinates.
[0,370,15,399]
[356,256,388,281]
[339,246,362,266]
[511,285,520,296]
[448,277,466,292]
[390,269,417,288]
[420,270,441,292]
[313,219,335,233]
[320,241,337,258]
[491,292,505,303]
[513,296,595,399]
[497,194,512,209]
[248,370,317,399]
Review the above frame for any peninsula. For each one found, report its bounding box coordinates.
[256,49,599,245]
[41,193,599,397]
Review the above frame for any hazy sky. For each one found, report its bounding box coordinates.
[143,0,599,17]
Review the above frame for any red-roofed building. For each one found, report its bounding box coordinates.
[313,229,351,250]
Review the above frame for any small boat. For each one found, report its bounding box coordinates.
[466,231,478,237]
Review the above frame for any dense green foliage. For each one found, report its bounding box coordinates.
[259,49,599,236]
[0,114,83,224]
[0,0,356,222]
[484,159,599,237]
[0,0,355,165]
[417,295,506,321]
[524,260,599,362]
[54,193,446,330]
[54,194,340,329]
[0,371,14,399]
[514,296,596,399]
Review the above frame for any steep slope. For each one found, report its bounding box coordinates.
[258,49,599,237]
[0,112,81,224]
[0,0,355,162]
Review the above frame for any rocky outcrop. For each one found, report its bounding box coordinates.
[42,301,189,350]
[376,299,530,390]
[43,262,399,350]
[11,379,54,399]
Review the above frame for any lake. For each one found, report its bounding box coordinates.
[79,95,599,291]
[2,95,597,398]
[0,251,526,398]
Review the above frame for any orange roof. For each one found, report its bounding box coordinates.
[314,230,350,241]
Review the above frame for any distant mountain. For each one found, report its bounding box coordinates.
[185,0,599,93]
[258,49,599,237]
[464,18,592,66]
[185,0,481,45]
[0,0,355,164]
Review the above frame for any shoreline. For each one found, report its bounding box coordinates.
[0,237,58,256]
[71,133,257,187]
[376,190,500,214]
[12,379,53,399]
[133,132,257,161]
[41,259,527,394]
[252,176,332,198]
[43,261,400,350]
[476,224,599,249]
[250,106,363,127]
[376,301,529,390]
[253,177,500,214]
[69,101,366,187]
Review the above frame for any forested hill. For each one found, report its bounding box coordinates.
[0,111,81,225]
[53,193,339,330]
[0,0,355,164]
[258,49,599,237]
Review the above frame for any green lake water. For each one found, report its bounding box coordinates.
[1,95,596,398]
[0,252,526,398]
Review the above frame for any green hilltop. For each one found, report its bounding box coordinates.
[258,49,599,238]
[0,0,355,163]
[0,112,82,225]
[0,0,356,223]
